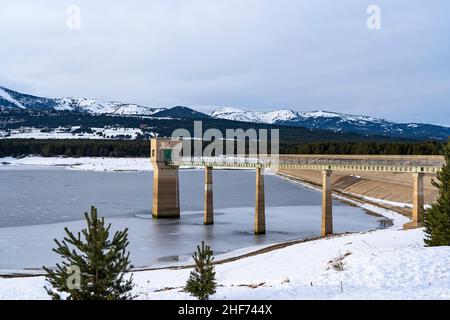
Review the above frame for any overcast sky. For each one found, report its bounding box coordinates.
[1,0,449,125]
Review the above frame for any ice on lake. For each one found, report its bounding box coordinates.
[0,167,388,271]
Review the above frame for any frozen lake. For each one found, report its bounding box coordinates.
[0,166,389,271]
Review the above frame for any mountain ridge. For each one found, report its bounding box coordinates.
[208,107,450,140]
[0,86,164,116]
[1,86,449,140]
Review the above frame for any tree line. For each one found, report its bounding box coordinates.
[280,140,444,155]
[0,139,445,158]
[0,139,150,158]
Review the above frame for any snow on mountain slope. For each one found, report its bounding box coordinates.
[209,107,450,139]
[290,110,393,133]
[210,108,382,125]
[259,109,298,123]
[54,97,164,115]
[0,86,165,115]
[0,87,26,109]
[210,107,298,123]
[300,110,379,122]
[0,86,58,110]
[2,86,449,140]
[209,107,260,122]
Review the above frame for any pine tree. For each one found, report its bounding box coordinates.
[43,206,135,300]
[424,141,450,246]
[185,241,217,300]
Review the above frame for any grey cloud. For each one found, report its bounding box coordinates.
[0,0,449,125]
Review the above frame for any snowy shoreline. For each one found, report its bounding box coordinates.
[2,156,448,299]
[0,156,153,172]
[0,156,409,271]
[0,156,257,172]
[1,228,449,299]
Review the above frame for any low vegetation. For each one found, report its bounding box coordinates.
[43,206,134,300]
[424,141,450,246]
[328,252,352,272]
[185,241,217,300]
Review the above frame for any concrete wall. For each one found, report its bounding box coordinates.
[279,169,438,216]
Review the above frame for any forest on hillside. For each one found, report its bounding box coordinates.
[0,139,445,158]
[279,140,444,155]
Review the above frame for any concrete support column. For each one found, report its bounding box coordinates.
[404,172,424,229]
[152,165,180,218]
[204,166,214,225]
[254,167,266,235]
[321,170,333,236]
[175,169,180,211]
[151,138,181,219]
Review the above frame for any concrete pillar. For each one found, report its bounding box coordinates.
[204,166,214,225]
[152,164,180,218]
[404,172,424,229]
[254,167,266,234]
[175,168,180,211]
[151,139,181,218]
[321,170,333,236]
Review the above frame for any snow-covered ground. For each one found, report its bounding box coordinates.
[0,156,153,172]
[0,126,154,140]
[0,156,448,299]
[351,194,431,210]
[0,228,448,300]
[0,156,254,172]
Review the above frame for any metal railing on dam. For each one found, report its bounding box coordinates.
[167,155,445,173]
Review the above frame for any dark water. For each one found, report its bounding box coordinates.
[0,167,388,270]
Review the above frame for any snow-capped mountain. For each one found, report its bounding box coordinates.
[53,97,165,116]
[210,107,384,126]
[0,86,57,110]
[210,107,298,123]
[1,86,449,140]
[209,107,450,140]
[0,86,164,116]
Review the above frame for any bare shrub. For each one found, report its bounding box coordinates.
[328,252,351,272]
